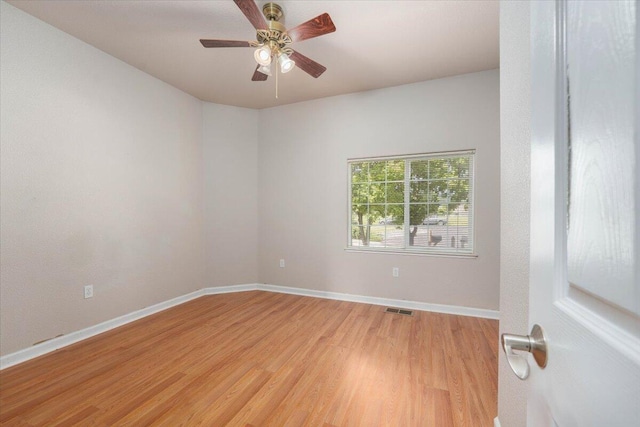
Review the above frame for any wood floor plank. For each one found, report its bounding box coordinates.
[282,409,309,426]
[225,364,306,426]
[0,291,498,426]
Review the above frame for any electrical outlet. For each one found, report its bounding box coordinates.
[392,267,399,278]
[84,285,93,299]
[279,259,285,268]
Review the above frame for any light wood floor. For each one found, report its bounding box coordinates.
[0,291,498,426]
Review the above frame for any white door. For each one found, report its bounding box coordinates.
[525,0,640,425]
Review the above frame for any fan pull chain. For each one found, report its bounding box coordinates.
[275,57,279,99]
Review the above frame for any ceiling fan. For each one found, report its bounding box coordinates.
[200,0,336,81]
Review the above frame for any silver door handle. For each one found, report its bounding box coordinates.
[501,324,548,380]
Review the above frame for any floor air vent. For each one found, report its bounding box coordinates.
[385,307,413,316]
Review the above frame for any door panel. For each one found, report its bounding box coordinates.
[529,1,640,425]
[566,0,638,316]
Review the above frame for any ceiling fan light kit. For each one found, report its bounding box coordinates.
[254,44,272,66]
[200,0,336,91]
[253,3,295,74]
[257,64,272,76]
[277,53,295,74]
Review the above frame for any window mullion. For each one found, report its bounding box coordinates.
[403,159,411,248]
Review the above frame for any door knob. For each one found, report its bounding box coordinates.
[501,324,548,380]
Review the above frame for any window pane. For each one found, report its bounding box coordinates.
[387,205,404,224]
[387,182,404,203]
[429,159,450,179]
[451,216,472,250]
[369,161,386,182]
[411,223,448,248]
[364,211,377,226]
[452,156,470,178]
[410,160,429,181]
[448,204,470,224]
[410,182,429,202]
[351,222,370,246]
[351,162,368,182]
[447,205,471,251]
[409,203,427,226]
[351,205,368,223]
[410,225,430,247]
[429,180,448,203]
[428,203,441,216]
[384,225,405,248]
[351,183,368,204]
[369,183,385,203]
[387,160,405,180]
[368,225,386,247]
[351,234,365,247]
[369,204,385,223]
[377,214,393,225]
[449,179,470,203]
[420,204,446,226]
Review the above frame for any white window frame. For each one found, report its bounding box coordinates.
[346,150,476,257]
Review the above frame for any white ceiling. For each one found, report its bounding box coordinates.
[8,0,499,109]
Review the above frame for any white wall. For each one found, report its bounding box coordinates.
[1,0,501,359]
[498,2,531,426]
[0,2,204,356]
[257,70,500,310]
[203,103,259,286]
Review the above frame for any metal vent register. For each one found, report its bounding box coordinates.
[385,307,413,316]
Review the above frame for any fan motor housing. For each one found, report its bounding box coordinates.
[263,3,285,33]
[267,20,286,33]
[263,3,283,22]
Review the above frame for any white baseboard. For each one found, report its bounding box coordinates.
[202,284,258,295]
[0,289,205,370]
[1,283,498,370]
[255,283,500,320]
[494,416,501,427]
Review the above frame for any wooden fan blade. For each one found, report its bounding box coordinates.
[252,65,269,81]
[233,0,268,30]
[200,39,251,48]
[290,51,327,78]
[287,13,336,43]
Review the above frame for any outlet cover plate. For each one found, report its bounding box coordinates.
[84,285,93,299]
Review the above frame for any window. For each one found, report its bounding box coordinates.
[348,150,474,254]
